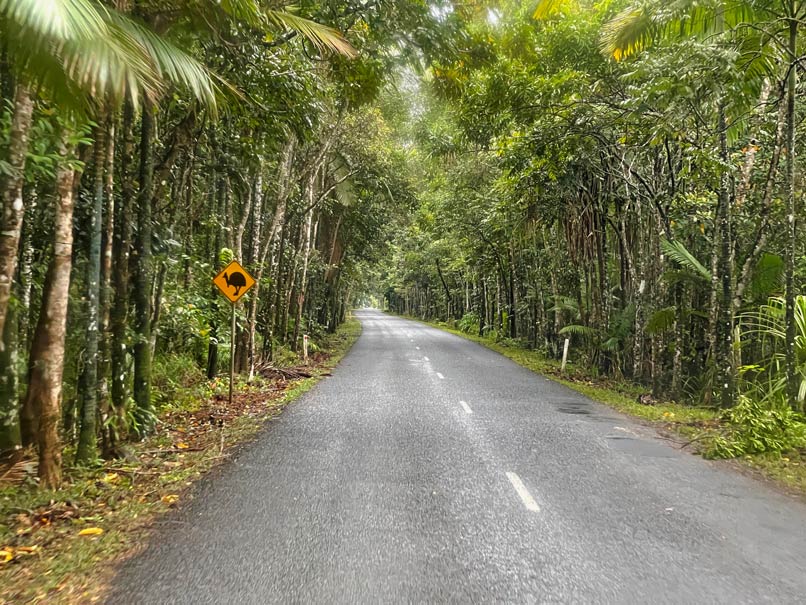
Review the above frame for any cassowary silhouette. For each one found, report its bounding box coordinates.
[223,271,247,296]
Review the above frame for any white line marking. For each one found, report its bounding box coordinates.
[436,372,445,380]
[506,472,540,512]
[416,346,420,350]
[460,400,473,414]
[423,356,429,361]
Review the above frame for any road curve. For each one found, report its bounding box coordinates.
[108,310,806,604]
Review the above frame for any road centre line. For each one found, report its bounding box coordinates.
[436,372,445,379]
[423,356,429,361]
[459,400,473,414]
[506,472,540,512]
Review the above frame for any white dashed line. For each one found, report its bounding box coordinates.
[459,400,473,414]
[506,472,540,512]
[436,372,445,380]
[416,346,420,350]
[423,356,429,361]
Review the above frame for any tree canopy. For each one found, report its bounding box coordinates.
[1,0,805,487]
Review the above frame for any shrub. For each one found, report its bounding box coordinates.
[705,396,806,459]
[457,312,480,334]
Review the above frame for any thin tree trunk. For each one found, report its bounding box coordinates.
[132,101,154,434]
[292,208,315,349]
[784,15,799,408]
[0,304,19,449]
[110,102,135,449]
[716,103,735,408]
[0,84,34,346]
[98,116,116,457]
[76,124,107,462]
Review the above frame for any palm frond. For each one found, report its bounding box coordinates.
[750,253,784,298]
[646,306,677,334]
[0,0,107,41]
[532,0,573,20]
[219,0,264,28]
[266,10,357,57]
[559,324,598,339]
[106,11,219,111]
[601,0,759,61]
[661,239,711,281]
[601,7,655,60]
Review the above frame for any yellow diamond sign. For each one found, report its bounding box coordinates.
[213,260,255,303]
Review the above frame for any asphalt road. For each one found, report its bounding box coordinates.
[109,310,806,604]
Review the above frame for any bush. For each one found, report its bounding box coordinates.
[457,312,480,334]
[152,353,207,410]
[705,396,806,459]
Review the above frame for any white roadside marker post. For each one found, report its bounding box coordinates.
[561,337,570,373]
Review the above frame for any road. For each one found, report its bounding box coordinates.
[109,310,806,604]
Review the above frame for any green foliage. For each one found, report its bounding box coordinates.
[661,239,710,281]
[151,353,208,411]
[739,296,806,405]
[457,312,480,334]
[706,396,806,459]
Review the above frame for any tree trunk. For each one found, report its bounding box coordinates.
[76,124,107,462]
[132,101,154,435]
[0,304,20,449]
[24,141,78,488]
[716,103,735,408]
[784,15,800,409]
[0,84,34,347]
[98,116,116,457]
[292,208,315,349]
[110,102,135,449]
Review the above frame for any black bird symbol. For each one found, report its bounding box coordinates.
[223,271,247,296]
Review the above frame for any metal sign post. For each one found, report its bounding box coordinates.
[230,302,236,407]
[213,260,256,406]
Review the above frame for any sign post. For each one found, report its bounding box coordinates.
[213,260,256,407]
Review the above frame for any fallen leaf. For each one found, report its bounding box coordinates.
[102,473,120,483]
[78,527,104,537]
[176,442,189,449]
[161,494,179,505]
[0,548,12,563]
[15,546,40,556]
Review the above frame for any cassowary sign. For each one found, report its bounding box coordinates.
[213,260,255,303]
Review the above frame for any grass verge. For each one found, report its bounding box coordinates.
[0,318,361,605]
[406,315,806,498]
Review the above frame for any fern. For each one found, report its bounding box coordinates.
[559,324,598,339]
[646,306,676,334]
[661,239,711,281]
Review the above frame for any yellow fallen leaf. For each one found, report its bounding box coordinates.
[102,473,120,483]
[78,527,104,537]
[0,549,12,563]
[176,442,189,449]
[782,457,790,462]
[161,494,179,505]
[16,546,39,556]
